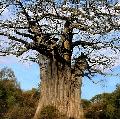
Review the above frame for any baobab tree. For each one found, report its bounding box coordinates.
[0,0,120,119]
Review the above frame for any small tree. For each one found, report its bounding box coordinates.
[0,0,120,119]
[0,67,40,119]
[0,68,21,117]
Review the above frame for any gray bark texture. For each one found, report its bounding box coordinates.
[33,56,84,119]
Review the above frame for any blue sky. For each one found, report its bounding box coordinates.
[0,56,40,90]
[0,55,120,99]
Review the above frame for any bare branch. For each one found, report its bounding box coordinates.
[0,32,29,45]
[72,40,100,49]
[16,1,31,23]
[0,0,120,78]
[38,13,71,21]
[0,21,28,29]
[15,30,34,39]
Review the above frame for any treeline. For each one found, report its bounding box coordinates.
[0,67,120,119]
[82,85,120,119]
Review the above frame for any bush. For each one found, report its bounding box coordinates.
[4,105,35,119]
[39,105,66,119]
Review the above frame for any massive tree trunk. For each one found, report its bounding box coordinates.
[33,19,85,119]
[33,56,84,119]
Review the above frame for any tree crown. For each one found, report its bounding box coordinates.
[0,0,120,78]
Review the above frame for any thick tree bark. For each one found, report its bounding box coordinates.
[33,56,84,119]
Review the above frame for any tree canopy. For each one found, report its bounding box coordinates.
[0,0,120,78]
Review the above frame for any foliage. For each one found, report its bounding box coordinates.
[39,105,66,119]
[1,67,120,119]
[4,106,35,119]
[0,67,40,119]
[0,68,21,117]
[83,84,120,119]
[81,99,91,109]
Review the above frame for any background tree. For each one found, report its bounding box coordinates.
[0,0,120,119]
[0,67,40,119]
[83,84,120,119]
[0,67,21,118]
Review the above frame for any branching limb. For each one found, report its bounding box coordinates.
[0,32,29,45]
[38,13,71,21]
[16,0,31,23]
[15,47,29,57]
[0,48,28,57]
[0,21,29,29]
[15,30,34,39]
[72,40,100,49]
